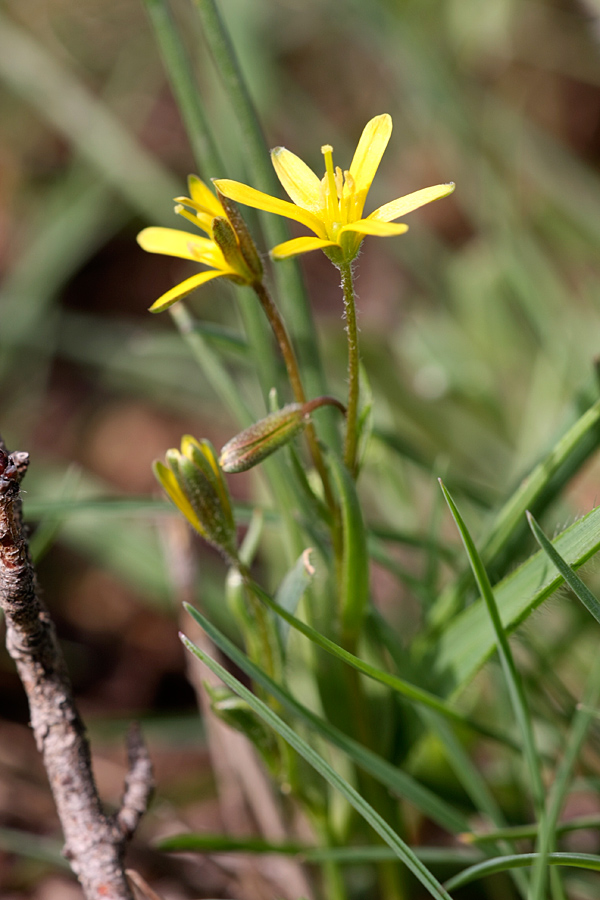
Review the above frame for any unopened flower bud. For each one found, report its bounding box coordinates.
[219,403,311,473]
[211,217,254,285]
[154,436,238,562]
[216,190,263,281]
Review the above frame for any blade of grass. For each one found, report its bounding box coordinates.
[464,816,600,845]
[431,399,600,629]
[527,511,600,626]
[180,629,456,900]
[0,11,179,222]
[439,481,545,815]
[432,504,600,692]
[245,578,517,749]
[525,512,600,900]
[445,852,600,891]
[184,603,469,834]
[142,0,222,179]
[158,831,483,867]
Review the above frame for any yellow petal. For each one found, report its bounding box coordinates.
[188,175,223,217]
[271,147,322,211]
[270,236,338,260]
[214,179,327,238]
[149,270,228,313]
[340,219,409,237]
[137,227,216,261]
[154,460,204,534]
[348,114,392,213]
[370,183,455,223]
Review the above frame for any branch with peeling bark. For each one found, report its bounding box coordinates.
[0,435,154,900]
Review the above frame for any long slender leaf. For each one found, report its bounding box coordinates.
[445,852,600,891]
[246,579,515,748]
[439,481,545,814]
[158,832,483,867]
[432,504,600,692]
[527,511,600,626]
[180,629,455,900]
[184,604,469,834]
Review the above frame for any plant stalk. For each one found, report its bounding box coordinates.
[340,261,360,475]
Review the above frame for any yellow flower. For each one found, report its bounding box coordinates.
[214,114,455,265]
[137,175,259,313]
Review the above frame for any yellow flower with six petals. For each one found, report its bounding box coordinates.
[214,114,455,265]
[137,175,259,313]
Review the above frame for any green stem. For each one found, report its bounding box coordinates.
[340,261,360,476]
[252,281,336,511]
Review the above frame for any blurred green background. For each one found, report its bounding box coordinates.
[1,0,600,897]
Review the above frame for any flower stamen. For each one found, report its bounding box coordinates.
[321,144,340,228]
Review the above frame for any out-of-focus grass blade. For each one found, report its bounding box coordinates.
[0,827,67,869]
[180,628,455,900]
[464,816,600,845]
[439,481,545,813]
[0,11,179,221]
[28,465,82,563]
[184,603,469,834]
[527,511,600,626]
[432,504,600,692]
[445,852,600,891]
[158,831,483,867]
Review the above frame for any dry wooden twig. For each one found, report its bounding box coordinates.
[0,435,154,900]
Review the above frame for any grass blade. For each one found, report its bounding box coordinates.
[185,603,468,834]
[180,628,456,900]
[439,481,545,814]
[527,511,600,625]
[445,852,600,891]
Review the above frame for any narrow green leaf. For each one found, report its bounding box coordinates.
[527,511,600,626]
[158,831,482,867]
[445,852,600,891]
[439,481,545,813]
[185,604,468,834]
[247,579,514,748]
[465,815,600,845]
[180,629,455,900]
[433,504,600,692]
[274,549,315,645]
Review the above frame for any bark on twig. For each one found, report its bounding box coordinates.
[0,436,154,900]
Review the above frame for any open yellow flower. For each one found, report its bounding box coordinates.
[137,175,259,313]
[214,114,455,264]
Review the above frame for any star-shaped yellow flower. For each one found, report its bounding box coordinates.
[214,114,455,264]
[137,176,258,313]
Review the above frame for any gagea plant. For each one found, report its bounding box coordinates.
[136,26,600,900]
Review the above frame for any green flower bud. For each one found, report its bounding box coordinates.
[219,397,346,474]
[154,436,238,562]
[216,189,263,281]
[211,217,254,285]
[219,403,309,473]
